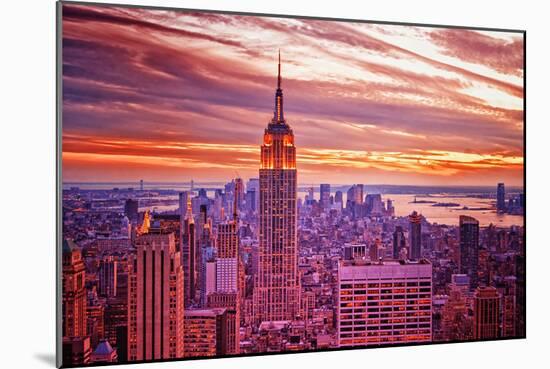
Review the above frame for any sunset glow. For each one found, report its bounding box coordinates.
[62,4,524,185]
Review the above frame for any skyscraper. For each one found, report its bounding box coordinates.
[254,52,300,323]
[212,192,241,354]
[124,199,139,222]
[334,190,343,205]
[181,196,197,305]
[355,184,364,204]
[337,259,432,347]
[127,233,184,361]
[409,211,422,259]
[184,308,229,357]
[98,255,118,298]
[497,183,506,213]
[62,239,87,338]
[459,215,480,288]
[320,184,331,209]
[178,192,188,220]
[393,226,406,259]
[246,178,260,212]
[234,178,244,212]
[473,286,501,339]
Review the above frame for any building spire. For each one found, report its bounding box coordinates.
[277,49,281,89]
[273,50,285,124]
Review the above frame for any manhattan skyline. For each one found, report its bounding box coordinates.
[62,4,524,186]
[60,4,525,366]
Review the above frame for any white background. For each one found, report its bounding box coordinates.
[0,0,548,368]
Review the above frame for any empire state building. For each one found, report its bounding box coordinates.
[254,52,300,323]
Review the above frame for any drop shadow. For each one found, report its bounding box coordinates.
[34,353,56,367]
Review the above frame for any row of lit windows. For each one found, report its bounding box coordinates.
[341,288,431,295]
[340,294,431,302]
[340,281,431,289]
[341,316,431,324]
[341,311,431,319]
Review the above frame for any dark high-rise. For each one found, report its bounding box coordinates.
[459,215,480,288]
[409,211,422,259]
[497,183,506,212]
[181,196,197,305]
[320,184,331,209]
[124,199,139,222]
[393,226,406,259]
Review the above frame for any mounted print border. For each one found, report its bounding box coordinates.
[56,1,526,367]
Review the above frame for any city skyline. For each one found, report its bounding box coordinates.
[62,4,524,186]
[60,3,525,367]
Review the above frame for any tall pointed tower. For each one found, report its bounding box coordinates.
[254,52,300,323]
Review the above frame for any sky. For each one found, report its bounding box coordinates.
[61,4,524,186]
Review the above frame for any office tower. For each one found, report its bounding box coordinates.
[212,186,241,353]
[201,257,217,306]
[473,286,501,339]
[254,52,300,323]
[307,187,314,202]
[178,192,188,220]
[184,308,229,357]
[501,278,517,338]
[459,215,480,288]
[195,204,210,298]
[301,290,316,321]
[63,337,92,366]
[365,194,383,215]
[98,255,118,298]
[369,239,384,261]
[139,179,144,191]
[497,183,506,213]
[62,239,87,338]
[206,292,240,354]
[334,190,343,205]
[355,184,364,204]
[441,282,471,341]
[409,211,422,259]
[386,199,395,216]
[320,184,331,209]
[247,178,260,212]
[393,226,406,259]
[124,199,139,222]
[86,290,105,348]
[104,298,128,360]
[234,178,244,212]
[216,191,239,291]
[346,185,356,209]
[245,190,256,212]
[337,259,432,347]
[127,233,184,361]
[342,243,367,261]
[181,196,197,305]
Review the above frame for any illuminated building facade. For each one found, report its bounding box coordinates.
[337,259,432,347]
[184,308,228,357]
[254,52,300,323]
[62,239,87,338]
[127,233,184,361]
[473,286,500,340]
[211,196,241,354]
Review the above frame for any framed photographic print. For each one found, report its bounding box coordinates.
[57,1,525,367]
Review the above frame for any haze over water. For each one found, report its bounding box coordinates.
[64,182,523,228]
